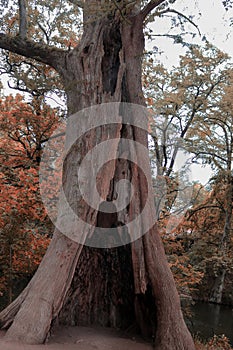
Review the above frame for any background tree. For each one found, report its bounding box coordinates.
[185,68,233,304]
[143,42,230,221]
[144,42,229,177]
[176,179,233,306]
[144,42,233,304]
[0,93,60,306]
[0,213,50,306]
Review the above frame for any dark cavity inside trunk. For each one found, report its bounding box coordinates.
[101,22,121,95]
[58,204,156,339]
[59,247,156,339]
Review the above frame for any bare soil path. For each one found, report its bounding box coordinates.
[0,326,153,350]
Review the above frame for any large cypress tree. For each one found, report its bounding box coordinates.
[0,1,204,348]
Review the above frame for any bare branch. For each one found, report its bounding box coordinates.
[187,205,225,220]
[40,132,66,144]
[191,152,227,164]
[158,8,201,36]
[0,34,66,71]
[18,0,27,38]
[139,2,200,37]
[37,22,50,44]
[139,0,166,21]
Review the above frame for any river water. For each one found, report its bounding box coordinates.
[186,302,233,345]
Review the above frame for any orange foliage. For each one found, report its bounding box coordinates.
[0,94,60,298]
[196,335,233,350]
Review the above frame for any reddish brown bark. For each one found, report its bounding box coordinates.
[0,2,196,349]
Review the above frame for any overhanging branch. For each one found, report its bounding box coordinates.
[139,2,200,36]
[139,0,166,21]
[163,8,201,36]
[187,205,225,220]
[0,34,66,71]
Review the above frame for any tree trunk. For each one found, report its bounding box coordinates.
[209,268,226,304]
[0,9,196,350]
[209,173,232,304]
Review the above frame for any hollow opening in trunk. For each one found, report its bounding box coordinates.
[58,243,135,330]
[58,247,157,339]
[57,202,156,339]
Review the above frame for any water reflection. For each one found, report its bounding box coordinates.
[186,302,233,345]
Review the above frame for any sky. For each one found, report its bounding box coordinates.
[147,0,233,67]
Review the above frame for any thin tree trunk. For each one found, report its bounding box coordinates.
[209,268,227,304]
[8,245,13,305]
[209,172,232,304]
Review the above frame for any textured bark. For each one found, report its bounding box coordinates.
[209,172,232,304]
[0,283,30,330]
[143,228,195,350]
[209,268,227,304]
[0,3,196,349]
[59,244,135,330]
[2,231,82,343]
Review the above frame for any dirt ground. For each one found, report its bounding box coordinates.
[0,326,153,350]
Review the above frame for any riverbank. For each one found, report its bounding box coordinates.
[185,301,233,346]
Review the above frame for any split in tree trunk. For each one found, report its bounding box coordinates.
[0,4,196,350]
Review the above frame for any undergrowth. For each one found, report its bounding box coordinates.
[195,335,233,350]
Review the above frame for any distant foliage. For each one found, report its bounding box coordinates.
[0,94,60,303]
[144,42,233,301]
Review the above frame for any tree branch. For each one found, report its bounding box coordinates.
[0,34,66,71]
[192,151,227,164]
[159,8,201,36]
[40,132,66,144]
[37,21,50,44]
[139,0,166,21]
[187,205,225,220]
[18,0,27,39]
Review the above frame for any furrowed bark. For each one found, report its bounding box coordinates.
[3,231,82,344]
[209,170,232,304]
[0,283,30,330]
[0,2,196,349]
[3,115,123,343]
